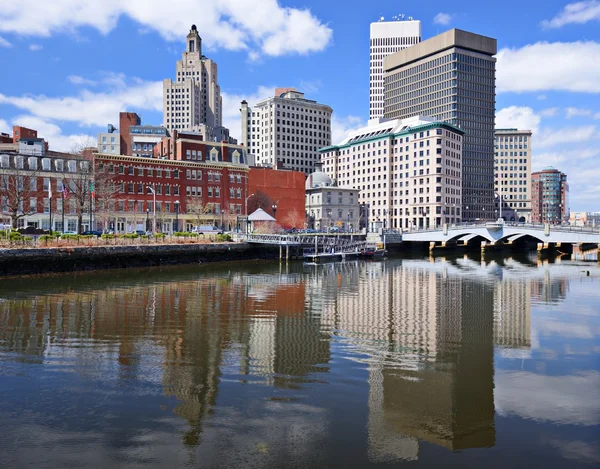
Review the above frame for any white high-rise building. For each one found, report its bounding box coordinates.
[240,88,332,175]
[163,25,227,140]
[369,18,421,120]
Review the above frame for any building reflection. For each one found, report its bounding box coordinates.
[319,260,496,460]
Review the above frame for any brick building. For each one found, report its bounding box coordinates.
[94,132,251,233]
[531,167,568,224]
[248,167,306,228]
[12,126,38,143]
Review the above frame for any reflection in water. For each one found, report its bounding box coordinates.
[0,257,598,468]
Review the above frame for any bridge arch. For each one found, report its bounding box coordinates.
[446,230,494,243]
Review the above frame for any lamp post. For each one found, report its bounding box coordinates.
[383,208,387,232]
[347,211,350,232]
[175,200,179,233]
[245,193,255,234]
[147,184,156,233]
[271,203,277,220]
[146,208,149,232]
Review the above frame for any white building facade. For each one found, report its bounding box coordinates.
[494,129,532,222]
[163,25,225,139]
[305,167,360,231]
[370,19,421,120]
[240,89,332,175]
[320,116,464,231]
[97,132,120,155]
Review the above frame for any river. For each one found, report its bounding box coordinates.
[0,255,598,468]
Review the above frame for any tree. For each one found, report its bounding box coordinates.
[186,197,212,227]
[283,209,305,229]
[62,140,97,234]
[247,190,275,216]
[93,164,120,233]
[0,155,42,229]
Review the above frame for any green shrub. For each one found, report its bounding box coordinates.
[61,234,80,241]
[9,231,22,241]
[121,233,139,239]
[101,233,114,240]
[154,233,165,239]
[39,234,55,243]
[141,234,150,239]
[174,231,186,237]
[216,234,233,242]
[22,236,33,242]
[81,235,93,239]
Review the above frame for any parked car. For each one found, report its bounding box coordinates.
[81,229,103,236]
[191,225,223,235]
[61,230,78,235]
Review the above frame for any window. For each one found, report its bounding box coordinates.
[28,157,38,170]
[42,158,51,171]
[68,160,77,172]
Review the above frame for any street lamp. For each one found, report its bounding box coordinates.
[245,193,255,234]
[146,208,149,231]
[147,184,156,233]
[347,211,350,232]
[175,200,179,233]
[271,203,277,220]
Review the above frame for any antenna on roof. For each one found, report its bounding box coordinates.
[379,15,384,22]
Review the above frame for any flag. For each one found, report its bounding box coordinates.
[48,182,52,199]
[62,185,68,198]
[90,181,95,199]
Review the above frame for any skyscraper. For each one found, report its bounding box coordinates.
[163,25,231,142]
[383,29,497,221]
[369,18,421,120]
[240,88,332,175]
[531,167,568,224]
[494,129,532,222]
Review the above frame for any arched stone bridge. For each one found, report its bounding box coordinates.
[402,223,600,246]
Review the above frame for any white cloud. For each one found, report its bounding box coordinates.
[221,85,276,142]
[0,35,11,47]
[537,125,598,148]
[539,107,559,117]
[12,115,95,152]
[541,0,600,29]
[28,43,42,51]
[0,77,162,127]
[0,119,10,134]
[495,106,541,133]
[536,94,547,100]
[495,371,600,426]
[331,115,366,144]
[565,107,600,119]
[67,75,97,86]
[497,41,600,93]
[0,0,332,57]
[433,13,452,25]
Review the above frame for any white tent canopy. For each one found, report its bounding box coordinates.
[248,208,276,222]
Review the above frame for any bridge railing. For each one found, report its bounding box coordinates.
[404,222,599,234]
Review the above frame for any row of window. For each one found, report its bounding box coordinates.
[0,154,85,172]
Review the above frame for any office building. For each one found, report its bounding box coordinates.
[383,29,497,221]
[531,167,568,224]
[320,116,464,231]
[163,25,231,142]
[305,164,360,231]
[240,88,332,175]
[494,129,532,222]
[370,17,421,120]
[98,113,169,158]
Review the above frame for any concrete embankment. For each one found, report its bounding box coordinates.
[0,243,276,276]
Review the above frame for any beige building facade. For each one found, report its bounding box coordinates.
[319,116,464,231]
[163,25,227,140]
[494,129,532,222]
[240,89,332,175]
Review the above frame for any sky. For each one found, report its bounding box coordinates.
[0,0,599,211]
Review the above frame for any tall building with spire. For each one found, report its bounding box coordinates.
[369,17,421,120]
[163,25,233,142]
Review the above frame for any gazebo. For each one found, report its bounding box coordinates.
[247,208,276,232]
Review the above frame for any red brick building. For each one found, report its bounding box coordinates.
[12,126,37,143]
[119,112,141,156]
[94,132,251,233]
[248,167,306,228]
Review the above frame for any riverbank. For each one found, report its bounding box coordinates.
[0,242,277,276]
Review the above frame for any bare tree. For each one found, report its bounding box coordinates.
[283,209,305,229]
[247,190,275,215]
[186,197,212,227]
[0,156,42,229]
[93,176,120,233]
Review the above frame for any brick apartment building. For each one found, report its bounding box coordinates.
[94,131,251,233]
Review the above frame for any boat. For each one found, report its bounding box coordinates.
[359,248,387,259]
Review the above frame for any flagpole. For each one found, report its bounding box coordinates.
[89,181,93,231]
[62,188,65,233]
[49,183,52,233]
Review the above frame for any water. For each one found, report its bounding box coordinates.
[0,256,598,468]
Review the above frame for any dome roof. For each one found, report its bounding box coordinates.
[306,170,332,190]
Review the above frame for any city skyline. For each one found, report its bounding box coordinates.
[0,0,598,211]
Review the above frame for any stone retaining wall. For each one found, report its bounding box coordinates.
[0,243,274,276]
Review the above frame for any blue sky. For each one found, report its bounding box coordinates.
[0,0,599,211]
